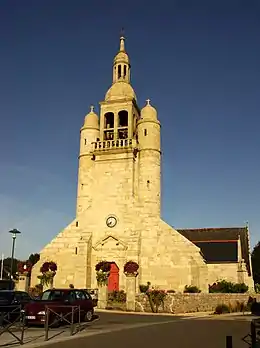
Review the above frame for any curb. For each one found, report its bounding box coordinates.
[95,308,214,317]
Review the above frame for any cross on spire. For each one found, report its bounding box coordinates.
[90,105,94,112]
[146,99,151,105]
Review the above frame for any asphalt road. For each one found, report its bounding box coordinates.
[36,312,253,348]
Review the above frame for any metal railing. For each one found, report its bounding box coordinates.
[0,305,25,345]
[241,318,260,347]
[44,305,81,341]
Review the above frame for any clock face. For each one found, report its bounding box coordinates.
[106,216,117,228]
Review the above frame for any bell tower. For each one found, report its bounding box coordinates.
[99,35,140,143]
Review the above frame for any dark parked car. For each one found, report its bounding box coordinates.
[0,290,32,325]
[24,288,94,326]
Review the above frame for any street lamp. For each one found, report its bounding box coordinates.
[9,229,21,280]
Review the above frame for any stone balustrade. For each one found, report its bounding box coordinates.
[93,138,135,151]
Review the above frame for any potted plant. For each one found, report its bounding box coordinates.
[95,261,111,286]
[123,261,139,277]
[37,261,57,287]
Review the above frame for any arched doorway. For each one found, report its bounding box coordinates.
[108,262,119,291]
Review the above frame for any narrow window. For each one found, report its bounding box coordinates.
[81,184,84,189]
[84,139,87,145]
[75,221,78,227]
[144,129,147,136]
[147,180,150,189]
[118,65,122,79]
[123,65,127,78]
[75,247,78,255]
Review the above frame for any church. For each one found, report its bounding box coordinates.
[31,36,254,292]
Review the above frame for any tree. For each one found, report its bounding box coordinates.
[251,241,260,285]
[28,253,40,266]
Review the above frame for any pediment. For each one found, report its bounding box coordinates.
[93,235,127,252]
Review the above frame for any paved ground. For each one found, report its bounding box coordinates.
[0,311,258,348]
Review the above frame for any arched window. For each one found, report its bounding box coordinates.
[104,112,114,129]
[118,110,128,127]
[118,110,128,139]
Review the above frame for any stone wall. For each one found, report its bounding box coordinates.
[135,293,260,314]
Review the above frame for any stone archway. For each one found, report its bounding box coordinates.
[108,262,119,291]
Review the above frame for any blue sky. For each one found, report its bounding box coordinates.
[0,0,259,260]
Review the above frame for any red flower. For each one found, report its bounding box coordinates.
[124,261,139,274]
[49,262,57,272]
[95,261,111,272]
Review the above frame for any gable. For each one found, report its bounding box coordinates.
[93,235,128,252]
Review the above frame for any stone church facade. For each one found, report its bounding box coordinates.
[31,36,254,292]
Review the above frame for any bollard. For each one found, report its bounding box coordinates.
[226,335,233,348]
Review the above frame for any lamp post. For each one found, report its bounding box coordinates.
[9,229,21,280]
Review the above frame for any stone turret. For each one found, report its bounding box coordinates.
[137,99,161,216]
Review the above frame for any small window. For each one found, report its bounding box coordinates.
[123,65,127,78]
[147,180,150,189]
[84,139,87,145]
[75,247,78,255]
[76,221,78,227]
[144,129,147,136]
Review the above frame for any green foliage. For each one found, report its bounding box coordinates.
[37,271,54,286]
[214,304,230,314]
[96,270,109,286]
[108,290,126,303]
[147,289,167,313]
[252,241,260,285]
[209,280,248,293]
[184,285,201,293]
[28,253,40,266]
[139,283,150,293]
[215,300,252,314]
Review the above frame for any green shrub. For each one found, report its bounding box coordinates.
[139,284,149,293]
[184,285,201,293]
[108,290,126,303]
[214,304,230,314]
[209,280,248,293]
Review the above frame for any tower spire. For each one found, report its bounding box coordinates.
[119,27,125,52]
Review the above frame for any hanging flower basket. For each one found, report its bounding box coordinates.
[37,261,57,286]
[95,261,111,287]
[124,261,139,276]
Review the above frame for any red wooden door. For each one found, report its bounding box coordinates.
[108,263,119,291]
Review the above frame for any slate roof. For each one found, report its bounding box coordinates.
[177,227,251,275]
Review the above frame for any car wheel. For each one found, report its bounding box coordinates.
[84,310,93,322]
